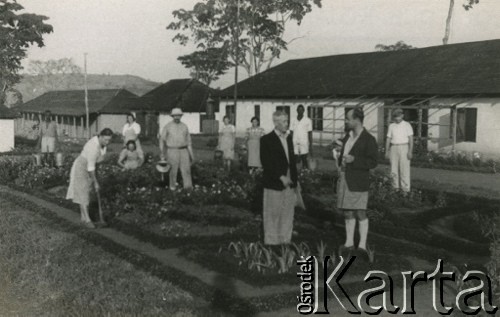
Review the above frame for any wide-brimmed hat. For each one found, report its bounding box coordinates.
[156,160,171,173]
[171,108,183,116]
[392,108,404,118]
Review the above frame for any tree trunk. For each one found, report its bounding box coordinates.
[443,0,455,45]
[0,82,7,107]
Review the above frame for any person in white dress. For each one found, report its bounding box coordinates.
[66,128,113,228]
[122,113,142,152]
[218,116,236,172]
[245,117,265,171]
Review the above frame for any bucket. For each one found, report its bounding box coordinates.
[33,154,42,166]
[55,152,63,167]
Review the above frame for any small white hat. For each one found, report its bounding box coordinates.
[171,108,183,116]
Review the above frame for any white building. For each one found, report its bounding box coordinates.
[0,105,16,152]
[137,79,217,136]
[16,89,141,138]
[216,39,500,157]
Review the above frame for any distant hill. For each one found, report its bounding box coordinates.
[14,74,160,102]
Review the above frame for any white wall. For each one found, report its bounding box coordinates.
[428,98,500,157]
[0,119,15,152]
[159,112,201,134]
[98,114,128,134]
[216,99,384,143]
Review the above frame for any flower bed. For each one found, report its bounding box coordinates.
[321,145,500,174]
[2,149,499,299]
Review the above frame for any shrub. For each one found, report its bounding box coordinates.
[17,165,70,189]
[368,170,425,212]
[0,155,34,182]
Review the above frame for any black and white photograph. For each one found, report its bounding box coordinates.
[1,0,500,315]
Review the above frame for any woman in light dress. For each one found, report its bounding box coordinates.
[66,128,113,228]
[218,116,236,172]
[118,140,144,171]
[122,113,142,152]
[245,117,265,172]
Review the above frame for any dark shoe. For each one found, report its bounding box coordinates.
[358,246,374,263]
[338,245,355,258]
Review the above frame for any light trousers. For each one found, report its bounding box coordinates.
[167,149,192,190]
[263,187,296,245]
[390,144,411,192]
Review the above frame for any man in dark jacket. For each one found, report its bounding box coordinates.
[337,107,378,262]
[260,111,298,245]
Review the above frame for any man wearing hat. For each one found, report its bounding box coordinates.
[159,108,194,190]
[385,108,414,192]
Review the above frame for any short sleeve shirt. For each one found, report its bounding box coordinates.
[81,136,107,172]
[160,121,192,147]
[387,121,413,145]
[40,121,57,138]
[122,122,141,136]
[290,117,312,145]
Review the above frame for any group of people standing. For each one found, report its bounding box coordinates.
[217,105,315,173]
[63,103,413,261]
[260,107,378,262]
[261,106,414,263]
[217,115,266,172]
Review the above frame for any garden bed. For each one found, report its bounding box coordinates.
[1,149,499,303]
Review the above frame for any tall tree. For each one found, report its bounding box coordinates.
[443,0,455,45]
[178,48,232,86]
[167,0,322,84]
[27,58,82,91]
[375,41,415,52]
[28,58,82,76]
[0,0,53,105]
[443,0,481,45]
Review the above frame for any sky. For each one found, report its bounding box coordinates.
[19,0,500,89]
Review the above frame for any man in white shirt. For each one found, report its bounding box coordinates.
[290,105,313,169]
[385,108,414,192]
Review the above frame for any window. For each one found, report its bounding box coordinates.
[276,106,290,118]
[456,108,477,142]
[254,105,260,119]
[225,105,235,125]
[307,106,323,131]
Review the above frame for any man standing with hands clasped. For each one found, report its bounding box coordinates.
[159,108,194,190]
[260,111,298,246]
[337,107,378,262]
[385,108,414,192]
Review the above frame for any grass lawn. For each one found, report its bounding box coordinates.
[0,198,219,317]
